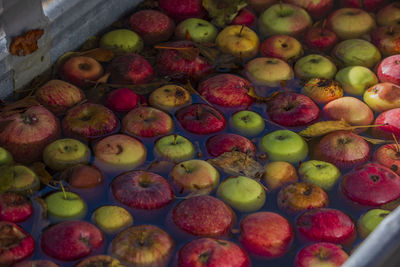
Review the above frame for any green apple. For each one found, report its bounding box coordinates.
[335,66,378,96]
[229,110,265,137]
[263,161,298,191]
[175,18,218,43]
[8,165,40,195]
[260,130,308,164]
[43,138,91,171]
[100,29,143,55]
[298,160,341,191]
[0,146,13,166]
[92,205,133,233]
[153,134,195,163]
[358,209,390,238]
[245,57,294,86]
[294,54,337,80]
[332,39,381,69]
[45,191,87,220]
[217,176,266,212]
[363,83,400,113]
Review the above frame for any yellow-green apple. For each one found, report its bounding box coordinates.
[371,25,400,56]
[377,54,400,86]
[0,146,13,166]
[60,56,104,87]
[358,209,390,238]
[294,54,337,80]
[373,108,400,139]
[175,18,218,43]
[92,205,133,233]
[284,0,333,20]
[364,83,400,112]
[105,87,140,113]
[327,8,375,40]
[245,57,294,86]
[154,134,195,162]
[122,106,174,137]
[14,260,59,267]
[332,39,381,68]
[263,161,298,191]
[258,3,312,38]
[304,25,338,52]
[128,9,175,45]
[93,134,146,174]
[229,110,265,137]
[299,160,341,190]
[206,133,256,157]
[0,192,33,222]
[45,191,87,220]
[170,159,219,194]
[277,182,329,214]
[301,78,343,104]
[376,2,400,26]
[100,29,143,55]
[260,130,309,164]
[109,53,154,84]
[61,164,103,189]
[76,255,124,267]
[314,131,370,169]
[0,105,60,164]
[248,0,278,14]
[335,65,378,95]
[294,242,349,267]
[158,0,206,21]
[230,8,256,27]
[149,85,191,112]
[340,0,388,13]
[216,25,259,60]
[7,165,40,195]
[260,34,303,63]
[374,144,400,176]
[35,79,85,114]
[217,176,266,212]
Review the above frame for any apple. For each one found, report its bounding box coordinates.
[0,222,35,266]
[45,191,87,220]
[177,238,250,267]
[159,0,206,21]
[260,130,309,164]
[35,79,85,114]
[294,54,337,80]
[299,160,341,190]
[245,57,294,87]
[206,133,256,157]
[371,25,400,56]
[128,9,175,45]
[340,0,388,13]
[108,53,154,85]
[0,146,13,166]
[358,209,391,238]
[314,131,370,169]
[217,176,266,212]
[294,242,349,267]
[8,165,40,195]
[374,144,400,176]
[373,108,400,139]
[92,205,133,233]
[377,54,400,86]
[175,18,218,43]
[229,110,265,137]
[301,78,343,104]
[258,3,312,38]
[376,2,400,26]
[239,212,294,258]
[0,192,33,222]
[266,92,320,127]
[13,260,59,267]
[111,170,174,210]
[198,74,253,108]
[364,83,400,112]
[284,0,333,20]
[248,0,278,14]
[335,66,378,95]
[0,105,60,164]
[111,225,174,267]
[149,85,191,112]
[154,134,195,163]
[277,182,329,214]
[230,8,256,27]
[62,103,118,141]
[175,104,226,135]
[332,39,381,68]
[93,134,146,174]
[76,255,124,267]
[99,29,143,55]
[296,208,356,245]
[341,162,400,207]
[259,34,303,63]
[263,161,298,191]
[41,220,103,261]
[60,56,104,87]
[105,88,140,113]
[216,25,260,60]
[61,164,103,189]
[170,159,219,194]
[43,138,91,171]
[304,26,338,52]
[327,8,375,40]
[122,106,174,138]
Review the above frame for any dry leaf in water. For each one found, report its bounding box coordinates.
[154,44,199,61]
[81,48,115,62]
[29,162,53,186]
[299,120,352,138]
[9,29,44,56]
[247,86,279,104]
[0,96,40,116]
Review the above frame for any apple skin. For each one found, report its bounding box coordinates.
[332,39,381,69]
[294,54,337,80]
[177,238,250,267]
[60,56,104,87]
[341,163,400,207]
[284,0,333,20]
[372,108,400,139]
[149,85,191,112]
[13,260,59,267]
[230,8,256,27]
[374,144,400,176]
[296,208,356,246]
[99,29,143,55]
[364,83,400,112]
[45,191,87,220]
[377,54,400,86]
[108,53,154,85]
[41,220,103,261]
[245,57,294,87]
[335,66,378,96]
[376,2,400,26]
[0,192,33,223]
[0,146,13,166]
[61,164,103,189]
[105,88,140,113]
[294,242,349,267]
[159,0,206,21]
[239,212,294,259]
[7,165,40,196]
[358,209,391,238]
[0,105,60,164]
[230,110,265,137]
[175,18,218,43]
[128,9,175,45]
[263,161,298,191]
[371,25,400,57]
[248,0,278,14]
[198,74,253,108]
[304,26,338,52]
[75,255,124,267]
[154,134,195,163]
[206,133,256,157]
[299,160,341,190]
[92,205,133,234]
[301,78,343,104]
[259,34,303,63]
[340,0,388,13]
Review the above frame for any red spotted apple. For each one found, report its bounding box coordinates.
[158,0,206,21]
[294,242,349,267]
[206,133,256,157]
[284,0,334,20]
[373,108,400,139]
[108,53,154,85]
[340,0,388,13]
[374,144,400,176]
[0,192,33,222]
[304,25,338,52]
[371,25,400,56]
[377,54,400,86]
[259,34,303,63]
[376,2,400,26]
[230,8,256,27]
[60,56,104,87]
[105,88,140,112]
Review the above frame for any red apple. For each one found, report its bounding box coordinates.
[341,162,400,207]
[284,0,334,20]
[294,242,349,267]
[248,0,278,14]
[175,104,226,135]
[13,260,59,267]
[376,2,400,26]
[377,54,400,86]
[198,74,253,108]
[296,208,356,245]
[0,192,33,222]
[158,0,206,21]
[60,56,104,87]
[206,133,256,157]
[373,108,400,139]
[267,92,320,127]
[340,0,388,13]
[304,26,338,52]
[371,25,400,56]
[108,53,154,85]
[0,105,60,164]
[41,220,103,261]
[61,164,103,188]
[230,8,256,27]
[374,144,400,175]
[259,34,304,63]
[128,9,175,45]
[105,88,140,112]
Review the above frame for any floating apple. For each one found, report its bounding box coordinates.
[248,0,278,14]
[299,160,341,190]
[108,53,154,85]
[374,144,400,176]
[245,57,294,86]
[13,260,59,267]
[154,134,195,163]
[294,54,337,80]
[377,54,400,86]
[105,88,140,113]
[371,25,400,56]
[259,34,303,63]
[376,2,400,26]
[0,192,33,222]
[206,133,256,157]
[76,255,124,267]
[158,0,206,21]
[175,18,218,43]
[358,209,391,238]
[304,25,338,52]
[99,29,143,55]
[0,146,13,166]
[263,161,298,191]
[294,242,349,267]
[61,164,103,189]
[8,165,40,196]
[230,8,256,27]
[285,0,334,20]
[60,56,104,87]
[92,205,133,233]
[45,191,87,220]
[149,85,191,112]
[301,78,343,104]
[340,0,388,13]
[372,108,400,139]
[335,65,378,96]
[332,39,381,68]
[364,83,400,112]
[229,110,265,137]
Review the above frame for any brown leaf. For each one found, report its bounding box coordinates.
[9,29,44,56]
[0,96,40,117]
[247,86,278,103]
[79,36,100,51]
[86,85,109,104]
[214,53,241,70]
[104,78,170,95]
[299,120,352,138]
[34,197,48,219]
[81,48,115,62]
[29,162,53,186]
[154,44,199,61]
[183,81,214,107]
[197,44,220,65]
[360,136,394,145]
[52,51,79,76]
[94,72,111,88]
[176,187,213,199]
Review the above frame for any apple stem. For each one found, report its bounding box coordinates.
[392,133,400,153]
[279,0,283,12]
[321,19,327,35]
[350,123,388,130]
[59,181,68,200]
[180,163,190,173]
[264,118,289,131]
[173,134,177,145]
[195,141,203,158]
[231,228,240,234]
[239,24,245,36]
